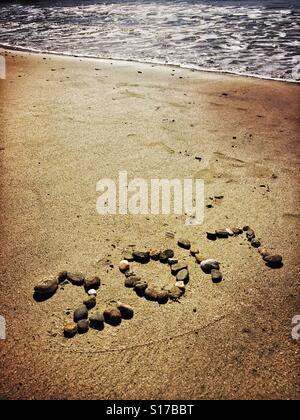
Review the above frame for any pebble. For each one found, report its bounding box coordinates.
[134,280,148,296]
[83,296,96,309]
[87,289,97,296]
[171,262,188,275]
[34,276,58,295]
[159,249,174,263]
[133,251,150,264]
[77,319,89,334]
[231,227,243,235]
[246,229,255,240]
[124,275,140,288]
[243,226,250,231]
[119,260,130,272]
[84,276,100,290]
[125,269,135,278]
[156,290,169,304]
[216,229,229,239]
[167,285,184,301]
[144,287,159,301]
[190,246,199,256]
[150,249,161,260]
[63,322,77,338]
[176,269,189,284]
[177,238,191,249]
[175,280,185,290]
[168,258,178,265]
[207,232,217,241]
[67,272,85,286]
[263,255,283,268]
[73,305,88,322]
[103,307,122,326]
[57,271,68,283]
[226,228,234,236]
[251,238,261,248]
[117,302,134,319]
[89,312,104,330]
[195,254,206,264]
[211,269,223,283]
[200,259,220,273]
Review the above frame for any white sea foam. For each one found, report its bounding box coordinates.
[0,0,299,82]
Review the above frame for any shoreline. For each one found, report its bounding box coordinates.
[1,43,298,85]
[0,49,299,400]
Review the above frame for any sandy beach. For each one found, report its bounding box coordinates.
[0,48,299,400]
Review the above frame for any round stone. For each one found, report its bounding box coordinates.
[67,272,85,286]
[211,269,223,283]
[200,259,220,274]
[84,276,100,291]
[243,225,251,231]
[246,229,255,240]
[87,289,97,296]
[73,305,88,322]
[133,251,150,264]
[190,247,199,256]
[150,249,161,260]
[64,322,77,338]
[144,287,159,301]
[231,227,243,235]
[207,232,217,241]
[89,312,104,330]
[83,296,96,309]
[171,262,188,275]
[263,255,283,268]
[124,276,140,288]
[251,238,261,248]
[134,280,148,296]
[119,260,130,272]
[77,319,89,334]
[176,269,189,284]
[117,302,134,319]
[168,258,179,265]
[34,276,58,295]
[103,307,122,326]
[178,238,191,249]
[159,249,174,263]
[156,290,169,304]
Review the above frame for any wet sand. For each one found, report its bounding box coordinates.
[0,49,299,400]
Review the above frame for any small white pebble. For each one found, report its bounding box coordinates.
[87,289,97,296]
[119,259,130,272]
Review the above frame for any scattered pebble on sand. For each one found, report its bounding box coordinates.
[116,302,134,319]
[77,319,89,334]
[176,269,189,284]
[83,296,96,309]
[64,322,77,338]
[177,238,191,249]
[211,269,223,283]
[119,260,130,272]
[34,276,58,295]
[84,276,100,290]
[67,272,85,286]
[200,259,220,274]
[73,305,88,322]
[103,307,122,326]
[89,312,104,330]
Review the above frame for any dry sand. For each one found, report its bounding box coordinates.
[0,49,299,400]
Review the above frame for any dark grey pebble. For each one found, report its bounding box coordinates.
[243,226,251,231]
[84,276,100,291]
[73,305,88,322]
[167,285,184,301]
[103,308,122,326]
[67,272,85,286]
[117,302,134,319]
[144,287,159,301]
[231,227,243,235]
[134,280,148,296]
[83,296,96,309]
[263,255,283,268]
[124,275,140,288]
[77,319,89,334]
[171,262,188,275]
[176,269,189,284]
[133,251,150,264]
[211,269,223,283]
[216,229,229,239]
[34,276,58,295]
[89,312,104,330]
[178,238,191,249]
[200,259,220,274]
[168,258,178,265]
[157,290,169,304]
[246,229,255,240]
[251,238,261,248]
[207,232,217,241]
[57,271,68,283]
[159,249,174,262]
